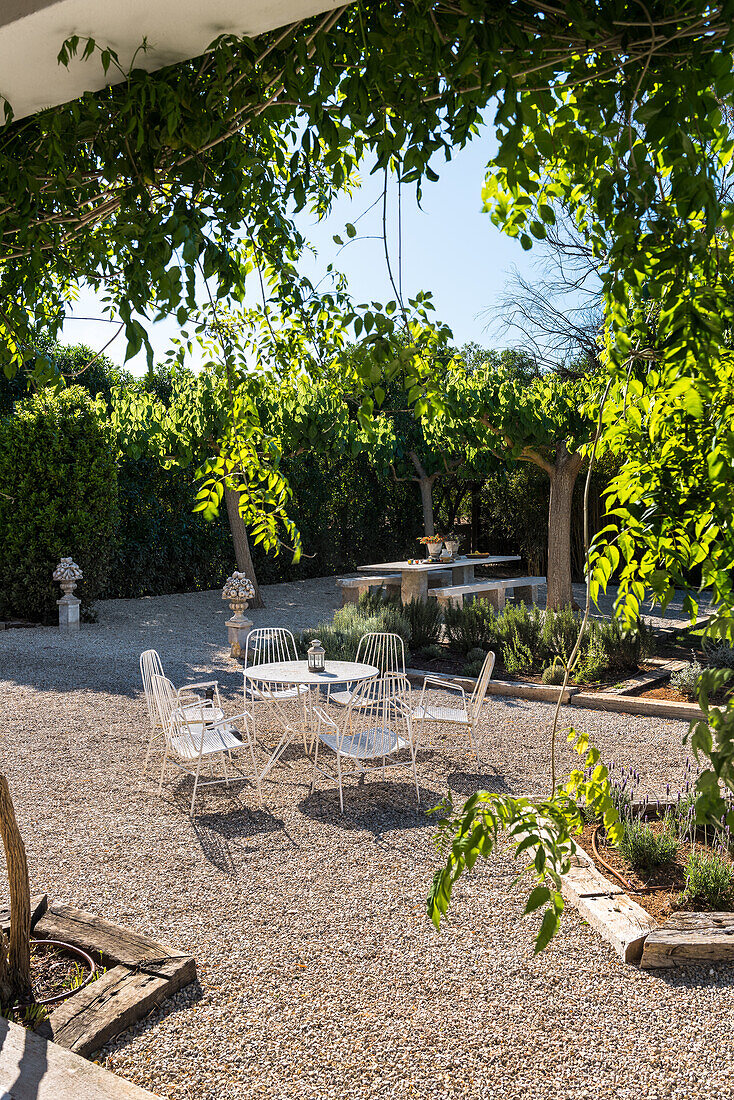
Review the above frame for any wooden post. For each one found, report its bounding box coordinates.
[0,775,31,1004]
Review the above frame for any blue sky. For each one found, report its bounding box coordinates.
[61,129,536,373]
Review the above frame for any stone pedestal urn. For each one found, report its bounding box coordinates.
[53,557,83,632]
[222,571,255,658]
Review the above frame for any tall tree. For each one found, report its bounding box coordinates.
[433,360,593,608]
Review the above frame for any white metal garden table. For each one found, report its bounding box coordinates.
[357,554,521,602]
[244,659,379,782]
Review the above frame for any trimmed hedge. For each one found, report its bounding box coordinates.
[105,453,232,599]
[0,387,119,622]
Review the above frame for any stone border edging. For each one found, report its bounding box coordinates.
[34,900,196,1057]
[0,1016,163,1099]
[571,690,702,721]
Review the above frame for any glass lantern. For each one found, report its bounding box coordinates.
[307,638,326,673]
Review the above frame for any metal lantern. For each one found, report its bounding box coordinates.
[307,638,326,673]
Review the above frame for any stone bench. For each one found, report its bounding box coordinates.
[432,575,545,611]
[336,574,402,605]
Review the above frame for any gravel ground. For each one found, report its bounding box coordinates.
[0,578,731,1100]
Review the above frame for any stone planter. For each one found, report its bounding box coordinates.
[52,557,83,632]
[222,571,255,658]
[426,542,443,560]
[444,539,460,557]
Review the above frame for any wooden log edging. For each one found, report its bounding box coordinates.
[560,852,657,963]
[640,911,734,969]
[561,852,734,968]
[34,901,196,1057]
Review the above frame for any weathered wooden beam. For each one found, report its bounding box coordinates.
[44,956,196,1057]
[575,892,658,963]
[560,863,623,907]
[33,902,182,968]
[641,911,734,969]
[0,892,48,934]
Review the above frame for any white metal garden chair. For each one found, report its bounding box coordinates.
[152,674,261,816]
[243,627,309,706]
[328,632,406,707]
[310,673,419,812]
[140,649,223,775]
[413,650,496,757]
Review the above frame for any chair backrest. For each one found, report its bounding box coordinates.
[344,672,413,755]
[152,674,207,759]
[140,649,165,727]
[469,650,496,720]
[150,672,178,733]
[244,627,298,668]
[355,632,405,676]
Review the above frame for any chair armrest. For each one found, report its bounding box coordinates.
[419,676,467,704]
[174,690,205,709]
[210,710,252,728]
[184,679,219,693]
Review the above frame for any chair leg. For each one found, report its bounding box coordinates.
[310,739,320,794]
[157,747,170,795]
[247,733,264,808]
[143,728,157,776]
[468,722,481,761]
[336,751,344,813]
[190,753,205,817]
[412,753,420,805]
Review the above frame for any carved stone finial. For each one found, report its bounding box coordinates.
[222,571,255,658]
[53,557,83,596]
[222,571,256,607]
[53,557,83,631]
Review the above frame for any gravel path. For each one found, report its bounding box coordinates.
[0,578,730,1100]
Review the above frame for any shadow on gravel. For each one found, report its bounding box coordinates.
[445,770,515,797]
[0,641,245,701]
[652,962,734,990]
[169,785,284,875]
[299,781,442,838]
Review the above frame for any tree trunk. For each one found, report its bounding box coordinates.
[0,775,31,1006]
[417,477,436,536]
[224,486,264,609]
[408,451,437,536]
[546,446,583,610]
[471,484,481,552]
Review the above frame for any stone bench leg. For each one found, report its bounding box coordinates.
[436,594,461,611]
[428,571,452,588]
[512,585,539,605]
[338,584,368,606]
[383,580,402,601]
[477,588,505,612]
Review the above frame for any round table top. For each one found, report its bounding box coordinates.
[244,659,379,686]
